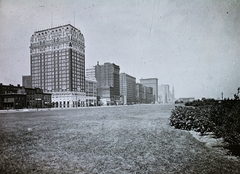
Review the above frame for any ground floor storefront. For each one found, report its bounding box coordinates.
[51,91,86,108]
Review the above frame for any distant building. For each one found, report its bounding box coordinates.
[1,93,26,110]
[25,88,51,108]
[22,75,32,88]
[120,73,136,105]
[169,86,175,103]
[30,24,86,108]
[135,83,144,103]
[178,97,195,103]
[158,85,175,104]
[0,83,51,110]
[85,77,97,106]
[158,84,170,103]
[86,68,96,80]
[143,86,154,104]
[140,78,158,103]
[95,62,120,105]
[51,91,85,108]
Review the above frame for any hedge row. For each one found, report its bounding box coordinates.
[185,98,218,107]
[170,106,214,135]
[170,100,240,145]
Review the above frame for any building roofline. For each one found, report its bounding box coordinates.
[120,73,136,80]
[34,24,81,34]
[140,78,158,80]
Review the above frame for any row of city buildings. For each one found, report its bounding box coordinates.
[0,24,175,110]
[0,83,51,110]
[86,62,175,105]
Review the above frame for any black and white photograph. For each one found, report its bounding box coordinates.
[0,0,240,173]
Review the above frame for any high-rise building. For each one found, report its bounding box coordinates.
[120,73,136,105]
[142,86,154,104]
[158,84,175,103]
[95,62,120,105]
[158,84,170,103]
[85,77,97,106]
[140,78,158,103]
[30,24,86,108]
[22,75,32,88]
[86,67,96,80]
[136,83,144,103]
[169,86,175,103]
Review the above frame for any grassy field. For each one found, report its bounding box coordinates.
[0,104,240,173]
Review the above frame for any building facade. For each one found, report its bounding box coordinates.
[158,84,170,103]
[30,24,86,108]
[142,86,154,104]
[169,86,175,103]
[0,83,51,110]
[158,84,175,104]
[120,73,136,105]
[140,78,158,103]
[135,83,144,103]
[86,68,96,80]
[85,77,97,106]
[25,87,51,108]
[22,75,32,88]
[95,62,120,105]
[51,91,85,108]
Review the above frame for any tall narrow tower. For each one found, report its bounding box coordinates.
[30,24,86,108]
[172,86,175,101]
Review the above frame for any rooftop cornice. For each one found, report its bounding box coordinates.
[34,24,82,34]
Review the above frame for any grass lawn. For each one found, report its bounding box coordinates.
[0,104,240,173]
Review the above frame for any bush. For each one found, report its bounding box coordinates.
[209,100,240,145]
[170,99,240,145]
[170,106,214,135]
[185,98,217,107]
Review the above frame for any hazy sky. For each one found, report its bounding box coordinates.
[0,0,240,99]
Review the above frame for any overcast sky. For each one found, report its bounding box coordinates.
[0,0,240,99]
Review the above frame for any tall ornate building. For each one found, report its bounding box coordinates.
[30,24,86,108]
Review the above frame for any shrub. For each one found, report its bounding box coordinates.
[185,98,217,107]
[170,106,214,135]
[170,99,240,145]
[209,100,240,145]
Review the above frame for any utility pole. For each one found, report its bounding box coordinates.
[221,92,224,100]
